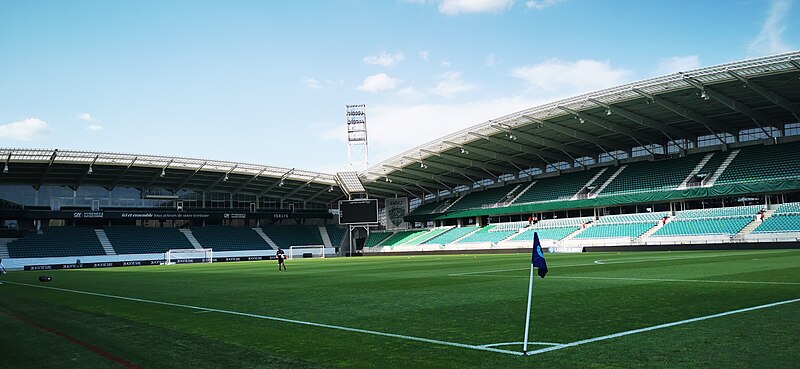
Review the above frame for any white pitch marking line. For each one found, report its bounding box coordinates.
[525,297,800,356]
[7,282,524,356]
[452,274,800,285]
[481,341,562,348]
[550,276,800,285]
[448,250,798,277]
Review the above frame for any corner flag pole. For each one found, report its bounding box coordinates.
[523,232,547,355]
[522,252,535,354]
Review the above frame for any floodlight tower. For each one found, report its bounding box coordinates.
[346,104,368,171]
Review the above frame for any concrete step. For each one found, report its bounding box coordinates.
[253,228,279,249]
[94,229,117,255]
[178,229,205,250]
[318,226,333,248]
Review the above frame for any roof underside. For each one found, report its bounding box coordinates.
[0,150,344,204]
[362,51,800,199]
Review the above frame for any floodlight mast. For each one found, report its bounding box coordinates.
[346,104,368,171]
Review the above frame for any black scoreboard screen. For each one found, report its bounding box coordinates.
[338,199,378,224]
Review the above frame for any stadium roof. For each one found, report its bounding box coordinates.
[361,51,800,199]
[0,148,344,204]
[2,52,798,205]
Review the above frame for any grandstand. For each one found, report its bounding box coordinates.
[1,52,799,265]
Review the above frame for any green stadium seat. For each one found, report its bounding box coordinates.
[6,227,106,258]
[191,226,271,251]
[105,226,193,254]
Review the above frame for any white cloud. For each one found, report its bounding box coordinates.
[439,0,513,15]
[526,0,563,10]
[87,124,103,131]
[0,118,50,140]
[77,113,95,122]
[485,52,498,67]
[363,51,405,67]
[357,73,402,92]
[319,97,549,163]
[419,50,430,61]
[304,78,323,90]
[431,71,474,98]
[441,60,451,67]
[655,55,701,75]
[748,0,793,56]
[511,58,630,96]
[399,87,425,98]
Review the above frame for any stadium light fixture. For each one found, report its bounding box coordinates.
[160,169,166,177]
[2,163,7,174]
[329,186,334,192]
[579,118,585,124]
[700,90,709,100]
[87,165,93,174]
[223,174,229,181]
[460,148,469,154]
[279,180,285,186]
[606,108,612,116]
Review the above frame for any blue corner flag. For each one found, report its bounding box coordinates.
[532,232,548,278]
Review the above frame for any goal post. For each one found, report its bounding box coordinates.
[165,248,213,265]
[288,245,327,260]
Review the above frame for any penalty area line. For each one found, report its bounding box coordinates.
[525,297,800,356]
[7,282,524,356]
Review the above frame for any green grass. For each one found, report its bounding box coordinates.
[1,250,799,368]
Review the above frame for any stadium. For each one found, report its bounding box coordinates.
[2,3,800,367]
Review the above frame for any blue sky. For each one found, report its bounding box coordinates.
[1,0,797,173]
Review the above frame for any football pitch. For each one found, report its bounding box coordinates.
[1,249,799,369]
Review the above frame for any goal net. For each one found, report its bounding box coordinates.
[165,248,213,265]
[288,245,326,260]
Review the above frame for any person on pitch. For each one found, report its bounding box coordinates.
[0,258,6,285]
[276,248,287,271]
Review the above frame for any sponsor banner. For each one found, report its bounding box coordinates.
[384,197,408,231]
[24,260,162,271]
[22,256,278,270]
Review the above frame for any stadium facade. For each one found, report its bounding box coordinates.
[2,52,800,268]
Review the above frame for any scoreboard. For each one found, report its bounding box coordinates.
[338,199,378,225]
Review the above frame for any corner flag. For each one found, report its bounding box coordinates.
[523,232,547,354]
[532,232,548,278]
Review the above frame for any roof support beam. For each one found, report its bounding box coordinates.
[281,176,318,201]
[175,161,207,192]
[558,106,663,149]
[205,165,238,193]
[35,149,59,190]
[257,168,295,198]
[467,132,554,167]
[233,167,267,195]
[588,98,695,142]
[72,155,99,190]
[729,70,800,121]
[144,159,174,189]
[420,149,509,177]
[492,122,596,158]
[303,187,332,203]
[402,155,484,181]
[383,164,470,185]
[369,179,436,197]
[379,172,450,191]
[443,140,528,171]
[108,157,137,191]
[521,115,622,150]
[683,77,773,138]
[632,89,734,144]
